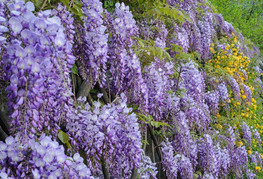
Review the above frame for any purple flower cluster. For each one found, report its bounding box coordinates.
[0,134,93,178]
[154,22,168,49]
[198,16,212,60]
[0,0,7,46]
[162,139,194,178]
[253,129,262,146]
[198,134,218,176]
[181,60,205,104]
[106,2,147,107]
[205,90,220,115]
[55,3,75,69]
[138,154,158,179]
[81,0,108,86]
[143,58,175,120]
[67,94,142,178]
[229,77,241,101]
[231,146,248,176]
[1,0,74,139]
[161,139,179,178]
[172,111,198,168]
[218,81,229,104]
[170,24,190,52]
[241,83,252,103]
[242,122,252,146]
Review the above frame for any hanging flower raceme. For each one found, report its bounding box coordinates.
[172,111,197,168]
[198,134,218,177]
[161,139,179,178]
[240,83,252,103]
[67,94,142,178]
[80,0,108,86]
[242,122,251,146]
[180,60,205,104]
[198,15,213,61]
[218,81,229,104]
[55,3,76,69]
[143,58,175,120]
[228,77,241,101]
[0,134,94,178]
[231,146,248,176]
[106,2,148,108]
[161,139,194,178]
[137,154,158,179]
[253,129,262,147]
[205,90,220,115]
[154,22,168,49]
[2,0,74,138]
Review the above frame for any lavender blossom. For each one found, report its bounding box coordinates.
[181,60,205,104]
[218,82,229,104]
[161,139,178,178]
[228,77,241,101]
[205,90,220,115]
[0,134,94,178]
[81,0,108,86]
[138,154,158,179]
[241,83,252,103]
[242,122,251,146]
[67,94,142,178]
[253,129,262,147]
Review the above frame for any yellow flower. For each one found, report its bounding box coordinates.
[242,95,246,99]
[216,124,222,129]
[238,141,243,146]
[237,102,241,105]
[248,150,252,155]
[255,166,261,171]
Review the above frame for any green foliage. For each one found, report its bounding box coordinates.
[134,37,171,66]
[209,0,263,52]
[137,113,170,128]
[120,0,189,25]
[57,130,72,150]
[71,64,79,75]
[30,0,83,20]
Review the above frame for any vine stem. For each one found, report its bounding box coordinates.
[40,0,48,11]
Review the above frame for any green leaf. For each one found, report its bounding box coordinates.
[171,44,183,52]
[71,64,78,75]
[58,130,69,144]
[167,90,173,94]
[32,0,42,10]
[141,140,149,145]
[61,0,70,8]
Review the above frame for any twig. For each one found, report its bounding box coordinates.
[40,0,48,11]
[76,81,91,99]
[101,155,110,179]
[152,141,155,163]
[131,168,138,179]
[143,129,147,152]
[147,124,163,161]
